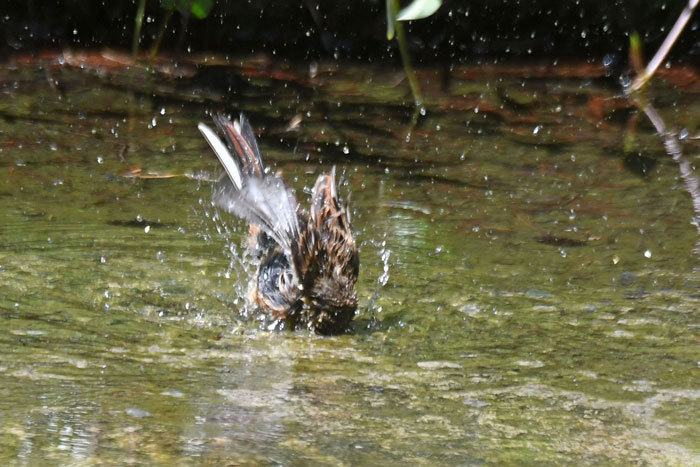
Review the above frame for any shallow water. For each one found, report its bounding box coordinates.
[1,53,699,464]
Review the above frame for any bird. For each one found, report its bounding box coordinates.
[198,113,359,334]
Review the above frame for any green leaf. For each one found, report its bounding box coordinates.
[629,32,644,75]
[396,0,442,21]
[629,32,642,56]
[190,0,214,19]
[160,0,213,20]
[386,0,396,40]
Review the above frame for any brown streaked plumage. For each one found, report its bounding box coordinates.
[198,113,359,334]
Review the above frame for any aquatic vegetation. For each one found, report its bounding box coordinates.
[386,0,444,106]
[131,0,215,59]
[626,0,698,93]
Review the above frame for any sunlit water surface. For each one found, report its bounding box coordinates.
[1,54,699,464]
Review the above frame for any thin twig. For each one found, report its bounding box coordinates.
[628,0,698,93]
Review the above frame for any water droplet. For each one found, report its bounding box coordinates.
[620,74,632,88]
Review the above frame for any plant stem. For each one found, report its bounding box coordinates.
[132,0,147,59]
[628,0,698,93]
[150,9,174,58]
[392,0,422,106]
[176,1,194,52]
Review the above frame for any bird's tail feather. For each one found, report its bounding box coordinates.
[199,115,300,255]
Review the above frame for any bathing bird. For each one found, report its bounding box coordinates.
[198,114,359,334]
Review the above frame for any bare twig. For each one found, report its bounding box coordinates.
[627,0,698,93]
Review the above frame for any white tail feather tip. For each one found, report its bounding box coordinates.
[198,122,243,190]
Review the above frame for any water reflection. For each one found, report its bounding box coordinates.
[639,102,700,255]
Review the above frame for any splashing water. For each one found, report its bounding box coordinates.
[367,235,391,327]
[196,189,256,326]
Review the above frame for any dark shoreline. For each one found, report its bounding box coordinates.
[2,0,698,65]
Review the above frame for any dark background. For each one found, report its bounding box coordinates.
[2,0,699,65]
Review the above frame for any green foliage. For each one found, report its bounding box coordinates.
[161,0,214,20]
[146,0,214,58]
[386,0,397,40]
[629,32,643,74]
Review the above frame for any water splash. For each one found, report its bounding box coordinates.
[366,235,391,327]
[196,188,256,325]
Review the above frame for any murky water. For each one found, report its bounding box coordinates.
[1,53,699,464]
